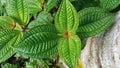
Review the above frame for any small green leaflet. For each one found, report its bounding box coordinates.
[100,0,120,11]
[58,35,81,68]
[6,0,29,25]
[77,7,114,38]
[0,29,22,62]
[15,25,60,58]
[55,0,79,33]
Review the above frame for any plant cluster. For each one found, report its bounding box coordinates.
[0,0,120,68]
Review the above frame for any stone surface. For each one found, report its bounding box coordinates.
[80,11,120,68]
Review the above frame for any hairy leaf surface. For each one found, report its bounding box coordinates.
[55,0,79,33]
[77,7,114,38]
[0,16,15,29]
[27,0,42,14]
[58,35,81,68]
[15,25,60,58]
[100,0,120,11]
[0,16,21,30]
[0,30,22,62]
[6,0,29,25]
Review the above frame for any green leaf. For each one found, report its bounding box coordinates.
[55,1,81,67]
[27,0,42,14]
[100,0,120,11]
[28,12,53,28]
[1,63,18,68]
[6,0,29,25]
[55,0,79,33]
[0,29,22,62]
[36,13,53,24]
[0,16,15,29]
[28,20,40,29]
[15,25,60,58]
[0,16,21,30]
[45,0,59,12]
[77,7,114,38]
[58,35,81,68]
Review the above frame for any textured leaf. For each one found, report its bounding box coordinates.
[45,0,59,12]
[0,16,14,29]
[0,29,22,62]
[77,7,114,38]
[100,0,120,11]
[6,0,29,25]
[0,16,21,30]
[55,1,81,67]
[36,13,53,24]
[1,63,18,68]
[15,25,60,58]
[58,35,81,68]
[27,0,42,14]
[28,20,40,29]
[28,12,53,28]
[55,0,79,33]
